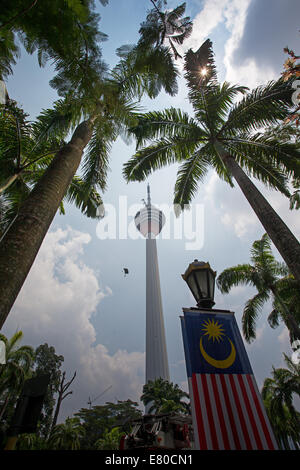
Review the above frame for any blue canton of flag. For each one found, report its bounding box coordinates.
[181,310,252,375]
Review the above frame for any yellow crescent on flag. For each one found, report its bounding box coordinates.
[199,319,236,369]
[200,336,236,369]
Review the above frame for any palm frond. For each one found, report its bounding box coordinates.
[64,175,104,219]
[268,308,281,329]
[191,83,248,133]
[163,2,192,47]
[0,178,31,232]
[111,45,179,100]
[184,39,217,90]
[123,136,198,182]
[207,145,234,187]
[216,264,256,293]
[173,149,210,209]
[222,79,294,135]
[30,99,81,149]
[138,1,192,58]
[250,233,274,268]
[242,290,270,342]
[0,29,19,79]
[214,82,249,121]
[128,108,204,148]
[81,124,111,192]
[222,137,293,197]
[0,102,30,179]
[223,132,300,178]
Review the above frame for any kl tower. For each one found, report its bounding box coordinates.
[135,185,170,388]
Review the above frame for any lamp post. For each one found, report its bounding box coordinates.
[181,260,216,309]
[180,260,278,450]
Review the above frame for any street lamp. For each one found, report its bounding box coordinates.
[182,260,216,309]
[180,259,278,450]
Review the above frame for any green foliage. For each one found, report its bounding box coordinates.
[124,39,300,210]
[48,417,85,450]
[141,378,189,415]
[0,100,105,237]
[0,0,106,101]
[0,331,35,440]
[74,400,142,449]
[16,431,49,450]
[217,234,300,343]
[138,1,192,60]
[0,331,35,397]
[262,354,300,449]
[33,344,64,439]
[112,44,179,100]
[94,426,124,450]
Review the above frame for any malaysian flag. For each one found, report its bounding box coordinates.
[181,309,278,450]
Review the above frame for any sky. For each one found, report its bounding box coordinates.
[2,0,300,422]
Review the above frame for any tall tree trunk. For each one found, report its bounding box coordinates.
[0,120,93,329]
[51,371,76,433]
[218,150,300,283]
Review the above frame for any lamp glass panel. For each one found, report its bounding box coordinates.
[187,274,199,302]
[208,270,215,299]
[194,270,208,298]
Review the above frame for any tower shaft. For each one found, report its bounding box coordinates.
[146,237,170,383]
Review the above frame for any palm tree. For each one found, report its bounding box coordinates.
[123,39,300,284]
[0,331,35,419]
[48,417,85,450]
[216,233,300,343]
[138,1,192,59]
[141,378,189,415]
[262,354,300,449]
[0,1,102,83]
[0,100,104,237]
[0,3,185,329]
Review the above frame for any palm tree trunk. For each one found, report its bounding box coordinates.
[220,152,300,283]
[0,119,93,329]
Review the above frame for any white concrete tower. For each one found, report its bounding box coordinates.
[135,185,170,386]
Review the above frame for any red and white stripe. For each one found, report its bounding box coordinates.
[189,373,278,450]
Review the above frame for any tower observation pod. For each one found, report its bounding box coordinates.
[135,185,170,386]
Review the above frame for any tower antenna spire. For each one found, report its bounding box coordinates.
[147,183,151,207]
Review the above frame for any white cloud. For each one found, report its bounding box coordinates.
[183,0,278,90]
[203,171,260,239]
[247,324,267,350]
[184,0,228,52]
[278,327,290,349]
[221,209,258,238]
[3,227,145,420]
[202,169,300,244]
[222,0,267,89]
